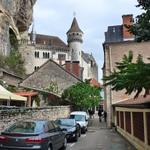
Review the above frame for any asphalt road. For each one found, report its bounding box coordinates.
[66,117,136,150]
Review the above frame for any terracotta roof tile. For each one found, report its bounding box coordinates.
[89,78,101,88]
[15,92,38,97]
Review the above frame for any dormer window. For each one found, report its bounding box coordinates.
[91,60,93,67]
[58,54,66,60]
[112,27,116,33]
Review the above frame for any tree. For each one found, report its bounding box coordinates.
[128,0,150,42]
[0,54,6,68]
[62,82,101,109]
[5,49,26,76]
[103,51,150,98]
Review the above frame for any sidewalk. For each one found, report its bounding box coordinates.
[87,114,136,150]
[88,114,107,129]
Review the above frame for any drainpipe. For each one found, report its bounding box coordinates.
[107,46,113,128]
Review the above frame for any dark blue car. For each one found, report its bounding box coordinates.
[55,118,81,142]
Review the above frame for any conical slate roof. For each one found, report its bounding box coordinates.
[67,17,83,34]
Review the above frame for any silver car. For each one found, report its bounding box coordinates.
[0,120,67,150]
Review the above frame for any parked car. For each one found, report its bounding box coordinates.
[0,120,67,150]
[69,111,89,134]
[55,118,81,142]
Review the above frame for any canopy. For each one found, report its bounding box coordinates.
[0,85,27,101]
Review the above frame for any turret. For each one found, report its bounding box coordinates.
[67,17,83,64]
[30,23,36,44]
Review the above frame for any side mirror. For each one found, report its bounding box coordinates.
[61,128,67,132]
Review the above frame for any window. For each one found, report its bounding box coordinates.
[35,51,39,58]
[43,52,50,59]
[112,27,116,33]
[47,121,55,132]
[58,54,66,60]
[43,52,45,58]
[34,66,40,71]
[6,122,44,134]
[91,60,93,67]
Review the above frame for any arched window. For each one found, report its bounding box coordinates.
[35,51,39,58]
[37,52,39,58]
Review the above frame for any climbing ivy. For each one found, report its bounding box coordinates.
[45,81,59,94]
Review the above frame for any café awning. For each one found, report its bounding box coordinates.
[0,85,27,101]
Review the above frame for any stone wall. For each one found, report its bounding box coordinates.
[0,106,71,133]
[103,41,150,127]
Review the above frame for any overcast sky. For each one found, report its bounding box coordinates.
[33,0,141,82]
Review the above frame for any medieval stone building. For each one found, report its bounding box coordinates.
[0,0,98,83]
[22,17,98,82]
[0,0,99,107]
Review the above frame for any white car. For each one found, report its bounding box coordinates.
[69,111,89,133]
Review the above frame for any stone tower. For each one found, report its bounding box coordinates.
[67,17,83,64]
[30,23,36,45]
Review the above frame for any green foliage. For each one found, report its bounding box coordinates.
[45,81,59,94]
[62,82,101,109]
[128,0,150,42]
[5,49,26,76]
[34,96,40,107]
[103,51,150,98]
[9,29,18,50]
[6,85,17,92]
[0,29,25,77]
[0,54,6,68]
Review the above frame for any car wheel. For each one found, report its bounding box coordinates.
[74,133,78,142]
[61,137,67,150]
[48,145,52,150]
[77,124,81,137]
[79,129,81,137]
[82,128,86,134]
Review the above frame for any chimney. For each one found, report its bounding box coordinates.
[122,14,134,40]
[65,61,80,78]
[72,61,80,78]
[65,61,71,73]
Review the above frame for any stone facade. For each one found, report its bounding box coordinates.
[81,51,98,81]
[20,59,81,96]
[21,17,98,82]
[0,106,71,133]
[20,34,70,74]
[103,14,150,127]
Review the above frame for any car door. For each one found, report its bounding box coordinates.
[47,121,60,150]
[52,121,65,147]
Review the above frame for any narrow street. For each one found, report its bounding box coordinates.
[66,115,136,150]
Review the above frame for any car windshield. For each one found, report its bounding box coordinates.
[5,121,45,134]
[56,119,75,126]
[70,115,85,121]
